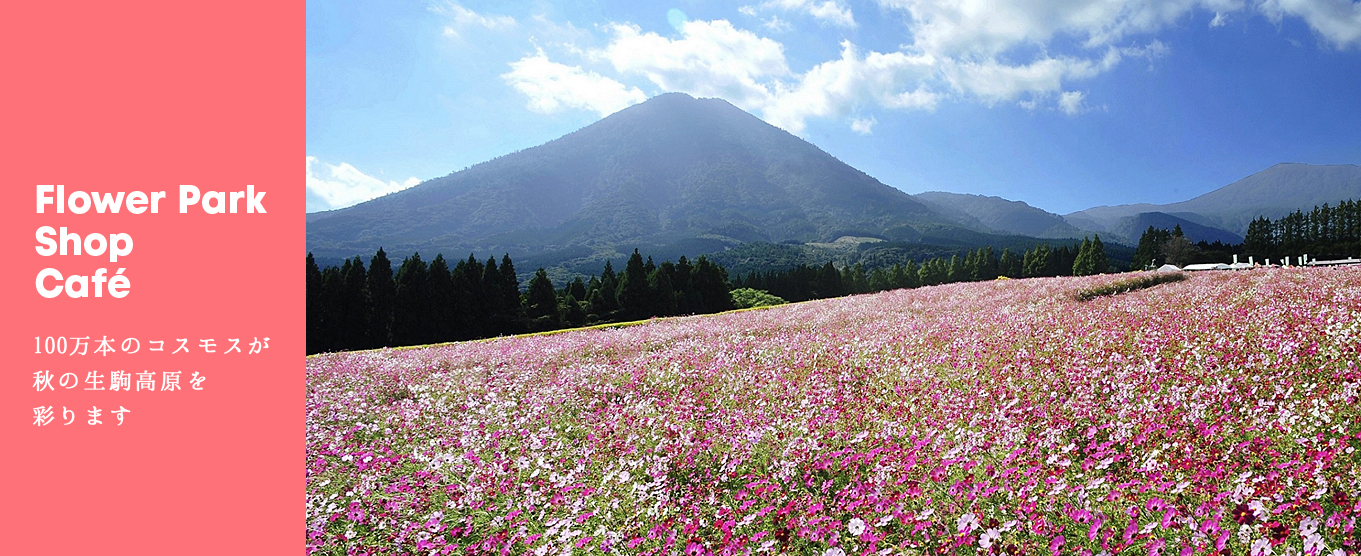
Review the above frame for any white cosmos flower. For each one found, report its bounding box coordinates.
[957,512,980,533]
[847,517,866,536]
[979,528,1001,549]
[1303,533,1325,555]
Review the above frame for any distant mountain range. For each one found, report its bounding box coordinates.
[912,192,1084,239]
[1063,163,1361,243]
[307,93,1360,273]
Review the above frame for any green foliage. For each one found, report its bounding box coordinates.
[1240,199,1361,262]
[1133,226,1172,269]
[560,293,587,327]
[1073,272,1187,302]
[730,288,787,309]
[306,253,323,354]
[366,248,395,347]
[1072,236,1108,276]
[526,268,560,325]
[1022,243,1052,278]
[998,248,1022,278]
[1090,235,1109,274]
[617,250,650,320]
[391,253,428,347]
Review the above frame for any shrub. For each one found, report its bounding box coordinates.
[1073,271,1186,301]
[730,287,787,309]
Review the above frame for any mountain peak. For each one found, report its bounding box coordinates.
[307,92,946,264]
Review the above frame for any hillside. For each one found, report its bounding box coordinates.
[307,267,1361,555]
[1107,212,1243,244]
[1065,163,1361,236]
[306,93,953,265]
[914,191,1085,238]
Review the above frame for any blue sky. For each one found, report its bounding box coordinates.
[306,0,1361,215]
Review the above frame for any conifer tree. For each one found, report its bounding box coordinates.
[1090,235,1109,274]
[561,292,587,327]
[426,254,453,343]
[692,256,733,313]
[341,256,370,349]
[869,267,890,291]
[1073,237,1095,276]
[499,254,522,327]
[392,253,429,346]
[815,261,843,298]
[366,248,395,348]
[319,264,345,352]
[673,256,700,314]
[1133,226,1170,269]
[482,257,503,323]
[567,277,588,304]
[980,246,999,280]
[902,260,921,288]
[919,258,947,286]
[306,253,323,354]
[649,263,678,317]
[617,250,650,320]
[1022,244,1052,277]
[526,268,560,328]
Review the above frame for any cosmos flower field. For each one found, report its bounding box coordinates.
[307,268,1361,556]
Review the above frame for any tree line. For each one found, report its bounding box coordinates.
[1242,199,1361,261]
[1129,200,1361,269]
[734,238,1110,302]
[306,249,732,354]
[309,238,1111,354]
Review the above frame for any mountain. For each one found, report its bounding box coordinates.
[913,191,1085,239]
[1065,163,1361,237]
[1107,212,1243,244]
[306,93,954,265]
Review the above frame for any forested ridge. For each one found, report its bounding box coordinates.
[308,237,1112,354]
[1129,199,1361,268]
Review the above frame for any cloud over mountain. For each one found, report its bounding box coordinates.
[489,0,1359,134]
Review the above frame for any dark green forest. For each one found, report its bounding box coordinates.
[735,238,1110,302]
[307,237,1112,354]
[1129,199,1361,268]
[1242,199,1361,261]
[307,249,731,354]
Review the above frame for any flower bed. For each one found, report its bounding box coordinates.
[308,267,1361,555]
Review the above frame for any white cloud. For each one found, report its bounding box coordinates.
[500,0,1359,134]
[850,116,877,134]
[1260,0,1361,48]
[501,50,647,117]
[760,0,857,27]
[433,2,516,38]
[877,0,1361,53]
[1058,90,1087,114]
[943,49,1119,104]
[765,41,937,133]
[306,157,420,212]
[763,15,795,32]
[596,20,790,109]
[510,21,939,134]
[877,0,1243,56]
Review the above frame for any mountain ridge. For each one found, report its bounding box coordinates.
[307,93,1359,275]
[307,93,956,263]
[1062,163,1361,237]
